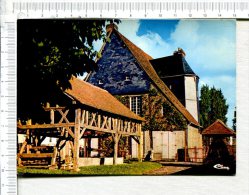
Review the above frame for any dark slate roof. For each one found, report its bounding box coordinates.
[87,25,199,127]
[149,54,197,78]
[202,120,235,136]
[87,31,150,95]
[65,77,144,121]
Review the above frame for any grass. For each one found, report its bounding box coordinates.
[17,162,162,177]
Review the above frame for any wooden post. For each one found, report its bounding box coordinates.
[50,109,54,124]
[184,128,188,162]
[138,124,143,162]
[50,146,58,168]
[84,138,87,157]
[113,133,120,165]
[87,138,91,157]
[73,108,81,172]
[18,140,27,166]
[113,119,120,165]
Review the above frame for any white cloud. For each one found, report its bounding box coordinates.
[169,20,236,72]
[118,20,172,58]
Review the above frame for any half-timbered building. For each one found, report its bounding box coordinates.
[17,77,144,171]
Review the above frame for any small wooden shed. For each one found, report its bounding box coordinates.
[202,119,236,163]
[202,119,235,143]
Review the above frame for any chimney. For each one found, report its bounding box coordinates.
[106,23,118,34]
[173,48,186,57]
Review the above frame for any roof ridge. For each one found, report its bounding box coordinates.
[202,119,235,135]
[115,30,153,60]
[215,119,233,131]
[72,76,110,94]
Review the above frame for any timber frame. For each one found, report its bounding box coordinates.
[17,105,143,171]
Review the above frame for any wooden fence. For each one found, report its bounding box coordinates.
[187,145,236,163]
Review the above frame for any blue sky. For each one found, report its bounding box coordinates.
[93,19,236,128]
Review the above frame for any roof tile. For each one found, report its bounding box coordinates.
[202,120,235,135]
[65,77,144,121]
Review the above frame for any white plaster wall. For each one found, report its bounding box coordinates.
[41,137,57,146]
[152,131,185,160]
[90,138,98,157]
[184,76,198,121]
[18,134,26,143]
[187,125,202,148]
[131,138,138,158]
[143,131,151,156]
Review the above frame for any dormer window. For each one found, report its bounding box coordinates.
[125,76,130,81]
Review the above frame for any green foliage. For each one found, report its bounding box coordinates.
[200,85,229,128]
[17,162,162,176]
[115,95,130,107]
[162,101,187,130]
[18,19,119,122]
[149,88,158,96]
[143,116,161,131]
[232,107,236,131]
[142,92,187,131]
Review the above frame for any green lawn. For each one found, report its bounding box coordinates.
[17,162,162,177]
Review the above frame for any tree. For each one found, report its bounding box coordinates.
[199,85,229,128]
[232,107,236,131]
[17,19,119,122]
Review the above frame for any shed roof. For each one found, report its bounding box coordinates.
[202,120,235,136]
[112,29,199,126]
[65,77,144,121]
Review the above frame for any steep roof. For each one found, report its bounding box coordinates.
[113,29,199,126]
[202,120,235,136]
[86,31,151,95]
[149,54,197,77]
[65,77,144,121]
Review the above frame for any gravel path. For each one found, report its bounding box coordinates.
[144,166,191,175]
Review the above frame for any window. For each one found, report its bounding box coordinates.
[130,96,142,115]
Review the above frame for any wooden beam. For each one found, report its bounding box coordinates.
[185,128,188,162]
[37,136,46,145]
[50,109,54,124]
[18,153,53,158]
[18,140,27,166]
[138,124,143,162]
[58,109,70,123]
[43,106,66,111]
[73,108,81,172]
[17,123,75,129]
[131,136,140,144]
[81,110,86,126]
[80,127,87,138]
[80,124,140,136]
